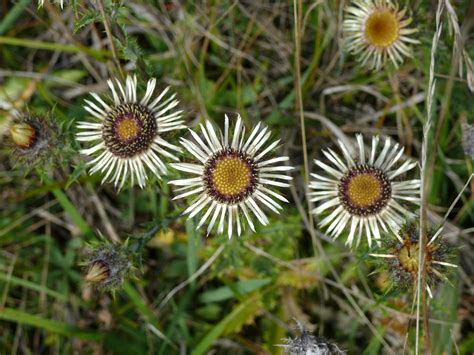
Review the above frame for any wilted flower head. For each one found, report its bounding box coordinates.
[83,243,134,291]
[343,0,419,70]
[7,113,63,170]
[370,222,457,297]
[280,321,345,355]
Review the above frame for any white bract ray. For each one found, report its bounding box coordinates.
[76,75,185,189]
[309,134,420,248]
[38,0,64,9]
[170,115,293,238]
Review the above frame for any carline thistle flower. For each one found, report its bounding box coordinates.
[169,115,293,238]
[38,0,64,9]
[343,0,419,70]
[280,320,346,355]
[309,134,420,248]
[370,222,457,298]
[76,75,185,189]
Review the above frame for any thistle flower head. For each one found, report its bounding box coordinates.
[370,222,457,297]
[76,75,185,189]
[38,0,64,9]
[7,113,63,169]
[309,134,420,248]
[343,0,419,70]
[83,243,134,292]
[280,321,346,355]
[169,114,293,238]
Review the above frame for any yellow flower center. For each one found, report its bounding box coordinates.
[365,10,400,48]
[103,103,156,158]
[211,157,251,197]
[398,243,420,273]
[347,173,382,207]
[116,117,140,142]
[9,123,36,149]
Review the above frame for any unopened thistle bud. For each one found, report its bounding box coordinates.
[7,113,65,170]
[9,123,37,148]
[85,260,110,284]
[83,243,134,292]
[370,222,457,298]
[280,320,346,355]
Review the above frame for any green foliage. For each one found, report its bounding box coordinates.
[0,0,472,354]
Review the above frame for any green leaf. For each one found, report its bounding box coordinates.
[74,10,99,33]
[199,278,272,303]
[192,292,265,355]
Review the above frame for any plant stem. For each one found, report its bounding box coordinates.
[293,0,315,250]
[97,0,125,80]
[416,2,444,353]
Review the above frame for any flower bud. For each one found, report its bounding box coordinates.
[83,244,134,292]
[85,260,110,284]
[8,113,66,170]
[9,123,37,149]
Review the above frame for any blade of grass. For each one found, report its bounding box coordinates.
[123,282,177,349]
[0,273,67,302]
[0,0,31,36]
[0,308,103,341]
[51,188,91,235]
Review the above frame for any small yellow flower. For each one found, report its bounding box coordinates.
[343,0,419,70]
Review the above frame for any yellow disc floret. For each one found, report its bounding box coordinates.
[116,117,140,142]
[365,10,400,48]
[398,242,420,273]
[212,157,251,197]
[347,173,382,207]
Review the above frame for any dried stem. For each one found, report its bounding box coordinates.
[416,2,444,353]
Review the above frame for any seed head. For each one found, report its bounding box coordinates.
[280,320,346,355]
